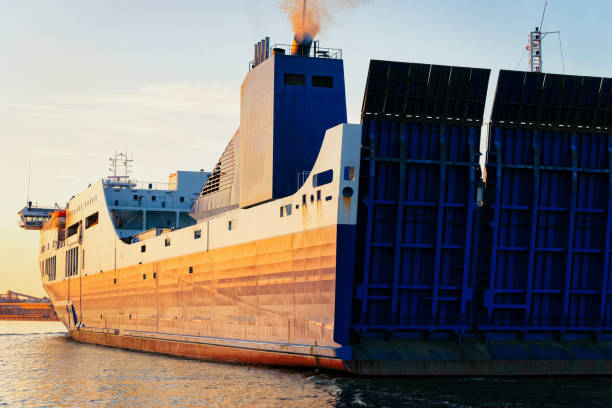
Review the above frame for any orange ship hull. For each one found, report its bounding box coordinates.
[45,225,345,368]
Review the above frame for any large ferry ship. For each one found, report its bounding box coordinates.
[19,29,612,375]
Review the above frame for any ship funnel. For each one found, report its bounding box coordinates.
[291,33,313,56]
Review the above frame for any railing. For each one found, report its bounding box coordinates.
[250,43,342,69]
[104,179,170,191]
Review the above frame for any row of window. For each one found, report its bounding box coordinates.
[139,229,203,253]
[67,211,99,239]
[281,191,334,217]
[43,256,56,281]
[113,265,195,285]
[70,194,98,214]
[284,73,334,88]
[65,247,79,277]
[141,266,193,281]
[131,194,185,203]
[279,166,356,217]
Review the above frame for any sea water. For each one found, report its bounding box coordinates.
[1,321,611,407]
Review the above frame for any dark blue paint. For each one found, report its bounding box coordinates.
[334,224,357,345]
[272,54,347,198]
[482,69,612,337]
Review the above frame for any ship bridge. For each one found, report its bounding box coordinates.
[17,202,58,230]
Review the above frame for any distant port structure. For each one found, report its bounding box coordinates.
[0,290,59,321]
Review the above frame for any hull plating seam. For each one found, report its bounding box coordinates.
[76,326,339,358]
[70,330,346,371]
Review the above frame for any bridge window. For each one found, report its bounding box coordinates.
[284,73,305,86]
[85,212,98,229]
[312,75,333,88]
[313,169,333,187]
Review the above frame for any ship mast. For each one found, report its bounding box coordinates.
[526,1,565,73]
[106,150,135,187]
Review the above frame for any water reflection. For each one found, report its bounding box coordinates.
[1,323,612,407]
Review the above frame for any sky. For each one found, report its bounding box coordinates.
[1,0,611,297]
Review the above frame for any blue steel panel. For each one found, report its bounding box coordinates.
[483,126,612,336]
[353,119,481,338]
[484,69,612,337]
[351,61,489,341]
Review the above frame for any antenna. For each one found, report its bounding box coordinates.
[26,158,31,206]
[540,1,547,32]
[526,1,565,73]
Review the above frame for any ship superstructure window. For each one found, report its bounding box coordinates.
[65,247,79,277]
[111,210,143,230]
[179,212,196,228]
[165,238,171,247]
[85,212,98,229]
[312,75,333,88]
[146,211,175,229]
[194,230,201,239]
[141,245,146,253]
[284,73,305,86]
[44,256,56,281]
[313,169,333,187]
[133,195,138,201]
[285,204,292,216]
[152,195,156,201]
[180,196,185,203]
[66,222,80,238]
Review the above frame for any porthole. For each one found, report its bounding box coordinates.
[342,187,354,198]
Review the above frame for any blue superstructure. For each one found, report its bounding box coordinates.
[239,46,347,207]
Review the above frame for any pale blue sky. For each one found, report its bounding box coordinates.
[1,0,611,295]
